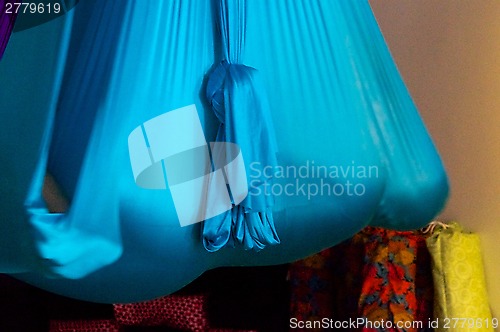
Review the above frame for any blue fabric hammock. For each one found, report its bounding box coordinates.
[0,0,448,303]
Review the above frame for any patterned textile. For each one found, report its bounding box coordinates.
[357,228,424,332]
[49,319,119,332]
[288,245,338,331]
[289,227,434,332]
[114,293,257,332]
[328,233,376,325]
[114,294,210,331]
[49,318,257,332]
[426,222,494,332]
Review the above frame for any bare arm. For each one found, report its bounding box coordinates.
[42,173,69,213]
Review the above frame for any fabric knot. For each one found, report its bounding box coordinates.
[206,60,230,124]
[202,59,280,251]
[201,0,279,252]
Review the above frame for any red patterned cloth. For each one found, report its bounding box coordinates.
[49,319,119,332]
[357,228,419,332]
[114,293,257,332]
[288,246,337,328]
[49,292,258,332]
[114,293,210,331]
[289,227,434,332]
[357,227,434,332]
[288,239,365,331]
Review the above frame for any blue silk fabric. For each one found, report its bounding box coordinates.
[203,0,279,252]
[0,0,448,303]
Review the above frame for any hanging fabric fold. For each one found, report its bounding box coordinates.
[22,0,128,279]
[202,0,280,251]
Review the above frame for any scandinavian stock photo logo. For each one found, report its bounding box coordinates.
[128,105,248,227]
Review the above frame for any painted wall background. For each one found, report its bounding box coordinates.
[369,0,500,324]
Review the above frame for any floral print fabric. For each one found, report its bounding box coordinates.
[357,228,432,332]
[289,227,434,331]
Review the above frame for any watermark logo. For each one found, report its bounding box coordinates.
[8,1,80,32]
[249,160,379,200]
[127,105,248,227]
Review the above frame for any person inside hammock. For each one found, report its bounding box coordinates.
[43,174,69,214]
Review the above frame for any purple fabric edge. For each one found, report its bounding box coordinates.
[0,0,18,59]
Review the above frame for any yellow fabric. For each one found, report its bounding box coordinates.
[426,222,494,332]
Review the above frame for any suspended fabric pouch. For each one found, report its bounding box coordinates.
[1,0,449,302]
[426,222,494,332]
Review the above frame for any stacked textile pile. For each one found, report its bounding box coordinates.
[289,223,493,332]
[289,227,434,332]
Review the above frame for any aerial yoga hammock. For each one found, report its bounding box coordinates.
[0,0,448,303]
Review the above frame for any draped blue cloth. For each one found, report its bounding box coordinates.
[0,0,448,303]
[203,0,279,251]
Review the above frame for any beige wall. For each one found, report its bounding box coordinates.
[370,0,500,322]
